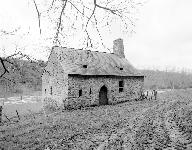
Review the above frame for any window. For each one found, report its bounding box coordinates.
[119,81,124,87]
[119,88,123,92]
[119,80,124,93]
[89,88,92,95]
[79,89,82,97]
[45,89,46,94]
[83,65,87,68]
[120,68,123,70]
[50,86,53,95]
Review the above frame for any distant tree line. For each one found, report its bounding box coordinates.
[0,58,46,96]
[141,69,192,90]
[1,58,192,96]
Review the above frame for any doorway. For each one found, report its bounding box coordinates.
[99,85,108,105]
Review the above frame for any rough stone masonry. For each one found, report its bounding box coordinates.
[42,38,144,110]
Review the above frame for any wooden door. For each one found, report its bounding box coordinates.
[99,85,108,105]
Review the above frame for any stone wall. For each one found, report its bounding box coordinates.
[42,47,144,110]
[42,50,68,109]
[66,75,144,109]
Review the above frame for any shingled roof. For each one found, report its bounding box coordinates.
[53,46,143,77]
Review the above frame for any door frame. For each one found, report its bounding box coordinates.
[99,85,108,105]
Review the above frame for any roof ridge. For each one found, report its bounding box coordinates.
[53,46,117,56]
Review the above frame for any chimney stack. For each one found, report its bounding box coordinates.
[113,38,125,58]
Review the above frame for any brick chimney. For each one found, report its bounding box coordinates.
[113,38,125,58]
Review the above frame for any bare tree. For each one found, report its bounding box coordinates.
[0,27,42,79]
[32,0,145,50]
[1,0,145,78]
[1,0,145,79]
[0,29,19,79]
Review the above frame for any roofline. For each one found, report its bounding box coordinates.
[68,74,144,78]
[51,46,144,77]
[52,46,119,57]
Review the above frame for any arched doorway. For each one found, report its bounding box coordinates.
[99,85,108,105]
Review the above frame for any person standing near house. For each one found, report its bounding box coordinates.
[154,90,157,100]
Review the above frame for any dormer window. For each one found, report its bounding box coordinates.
[120,68,123,70]
[116,66,123,70]
[83,65,87,68]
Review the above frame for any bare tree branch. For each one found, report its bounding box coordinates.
[85,29,93,48]
[85,1,96,28]
[47,0,56,13]
[0,27,20,36]
[0,50,38,79]
[94,15,111,53]
[1,76,16,84]
[51,0,55,7]
[32,0,41,34]
[84,0,124,46]
[6,51,21,59]
[95,1,120,16]
[0,57,9,78]
[44,0,144,48]
[68,1,88,19]
[54,0,68,45]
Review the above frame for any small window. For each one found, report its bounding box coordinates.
[89,88,92,95]
[83,65,87,68]
[120,68,123,70]
[119,81,124,87]
[50,86,53,95]
[45,89,46,94]
[119,88,123,92]
[79,89,82,97]
[119,80,124,93]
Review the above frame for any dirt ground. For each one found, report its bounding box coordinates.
[0,89,192,150]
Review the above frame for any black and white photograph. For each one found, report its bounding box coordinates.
[0,0,192,149]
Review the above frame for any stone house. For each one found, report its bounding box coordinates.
[42,38,144,109]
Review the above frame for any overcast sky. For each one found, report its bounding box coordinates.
[0,0,192,71]
[125,0,192,71]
